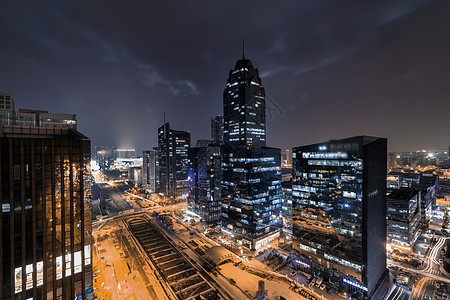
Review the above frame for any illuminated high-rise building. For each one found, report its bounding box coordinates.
[291,136,387,298]
[156,122,191,198]
[0,105,92,299]
[223,53,266,147]
[221,52,282,250]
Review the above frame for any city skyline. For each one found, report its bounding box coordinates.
[1,1,450,152]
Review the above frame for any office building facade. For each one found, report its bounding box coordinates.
[156,122,191,198]
[142,150,156,191]
[211,115,224,143]
[386,190,421,253]
[221,145,282,250]
[292,136,387,298]
[0,124,92,299]
[282,179,293,237]
[220,53,282,250]
[0,108,77,130]
[223,55,266,147]
[187,143,221,223]
[0,93,15,110]
[113,148,136,159]
[387,172,438,228]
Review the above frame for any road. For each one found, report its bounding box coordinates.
[424,237,448,275]
[384,285,409,300]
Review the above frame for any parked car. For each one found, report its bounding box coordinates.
[320,283,326,290]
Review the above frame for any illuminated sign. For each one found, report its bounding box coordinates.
[26,264,33,290]
[84,245,91,266]
[65,253,72,277]
[295,260,310,268]
[74,251,82,274]
[36,261,43,286]
[343,278,368,292]
[56,256,63,280]
[15,267,22,294]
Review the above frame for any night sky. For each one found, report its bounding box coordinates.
[1,0,449,153]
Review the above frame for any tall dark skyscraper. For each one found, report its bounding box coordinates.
[221,53,282,250]
[223,53,266,147]
[0,102,92,299]
[156,122,191,198]
[142,150,156,191]
[187,143,221,223]
[210,115,224,143]
[291,136,387,298]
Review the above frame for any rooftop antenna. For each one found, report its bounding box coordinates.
[242,37,245,59]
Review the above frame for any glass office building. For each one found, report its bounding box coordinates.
[0,125,92,300]
[0,109,77,130]
[223,54,266,147]
[387,190,421,252]
[221,53,282,250]
[292,136,387,298]
[156,122,191,198]
[221,145,282,250]
[210,115,224,144]
[282,179,293,237]
[187,143,222,223]
[386,172,438,228]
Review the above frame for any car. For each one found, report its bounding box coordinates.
[315,278,323,287]
[443,293,448,300]
[327,288,334,295]
[290,271,297,277]
[320,284,326,290]
[436,282,441,289]
[439,258,443,264]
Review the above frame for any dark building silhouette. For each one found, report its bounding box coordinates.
[187,143,221,223]
[156,122,191,198]
[210,115,224,143]
[0,108,92,299]
[142,150,156,191]
[292,136,387,298]
[195,139,213,148]
[221,52,282,250]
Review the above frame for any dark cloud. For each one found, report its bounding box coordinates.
[1,0,449,152]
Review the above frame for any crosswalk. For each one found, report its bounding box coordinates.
[428,268,440,275]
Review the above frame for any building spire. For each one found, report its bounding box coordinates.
[242,37,245,59]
